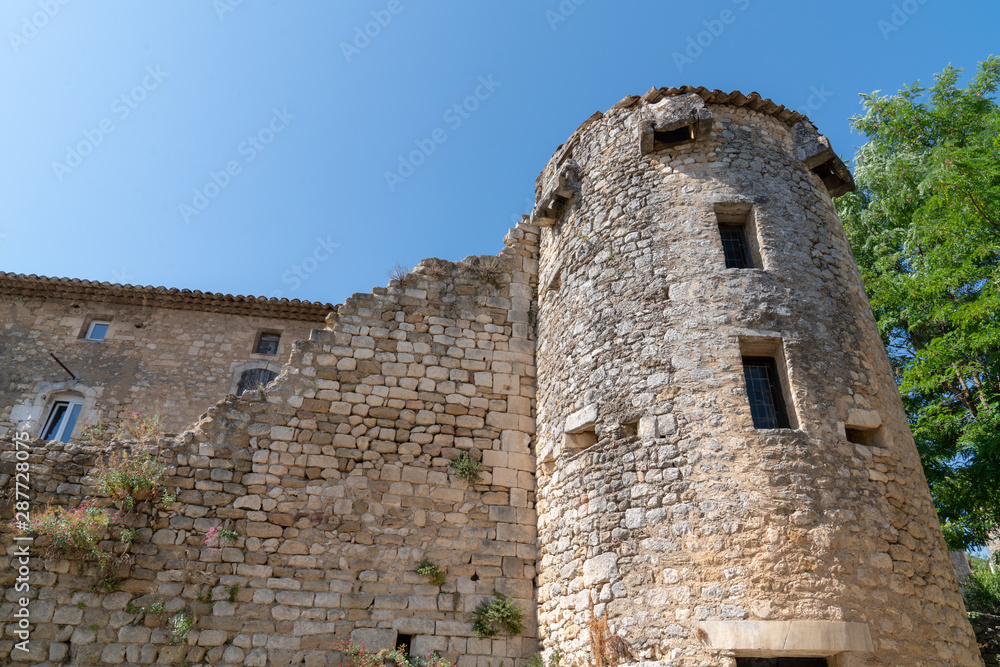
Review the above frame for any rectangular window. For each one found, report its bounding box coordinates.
[720,224,753,268]
[742,357,791,429]
[255,332,281,355]
[715,202,761,269]
[41,399,83,442]
[85,321,110,341]
[653,124,694,147]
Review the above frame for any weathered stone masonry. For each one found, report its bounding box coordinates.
[0,86,986,667]
[532,88,981,666]
[0,273,332,436]
[1,225,540,667]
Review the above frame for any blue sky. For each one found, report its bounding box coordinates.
[1,0,997,305]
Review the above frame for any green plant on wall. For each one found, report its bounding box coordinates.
[450,453,481,482]
[167,611,195,645]
[416,558,446,587]
[470,591,524,639]
[93,444,168,510]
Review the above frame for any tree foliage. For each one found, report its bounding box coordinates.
[836,56,1000,550]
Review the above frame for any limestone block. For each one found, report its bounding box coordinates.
[350,628,397,652]
[846,408,882,429]
[565,404,598,434]
[198,630,229,646]
[583,552,618,586]
[270,425,295,441]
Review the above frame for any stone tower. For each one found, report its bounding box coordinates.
[530,88,982,666]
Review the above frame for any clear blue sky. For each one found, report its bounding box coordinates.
[2,0,997,305]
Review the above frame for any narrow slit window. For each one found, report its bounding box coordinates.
[742,357,790,429]
[255,332,281,355]
[653,125,694,147]
[237,368,278,395]
[719,224,753,269]
[715,202,760,269]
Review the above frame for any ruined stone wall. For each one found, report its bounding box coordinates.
[0,300,321,436]
[532,96,981,666]
[0,221,541,667]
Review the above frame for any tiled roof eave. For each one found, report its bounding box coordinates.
[0,272,336,322]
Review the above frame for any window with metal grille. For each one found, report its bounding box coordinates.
[255,332,281,355]
[742,357,790,429]
[41,397,84,442]
[720,223,753,268]
[236,368,277,395]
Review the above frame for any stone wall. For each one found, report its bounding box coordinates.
[0,221,541,667]
[531,93,982,666]
[971,614,1000,667]
[0,297,323,436]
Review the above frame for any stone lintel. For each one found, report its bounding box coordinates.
[698,620,874,655]
[845,409,882,430]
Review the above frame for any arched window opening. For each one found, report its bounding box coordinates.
[236,368,278,396]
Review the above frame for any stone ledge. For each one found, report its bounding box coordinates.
[697,620,874,655]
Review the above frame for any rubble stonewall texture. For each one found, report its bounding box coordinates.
[0,87,984,666]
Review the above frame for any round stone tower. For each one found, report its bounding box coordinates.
[530,87,982,667]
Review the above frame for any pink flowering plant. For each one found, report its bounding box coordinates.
[93,444,168,510]
[332,639,383,667]
[205,526,239,552]
[23,502,113,560]
[80,410,175,511]
[332,639,456,667]
[82,410,164,446]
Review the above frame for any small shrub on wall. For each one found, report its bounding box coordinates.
[470,591,524,639]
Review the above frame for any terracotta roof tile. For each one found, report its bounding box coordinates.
[0,272,336,322]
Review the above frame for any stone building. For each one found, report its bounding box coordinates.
[0,272,333,438]
[0,87,984,667]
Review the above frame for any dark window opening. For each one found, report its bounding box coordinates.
[742,357,790,429]
[255,332,281,355]
[565,426,598,452]
[42,399,84,442]
[396,633,412,655]
[811,161,835,180]
[846,427,880,447]
[736,659,829,667]
[654,125,694,147]
[237,368,278,395]
[720,224,754,269]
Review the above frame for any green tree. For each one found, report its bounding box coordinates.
[836,56,1000,550]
